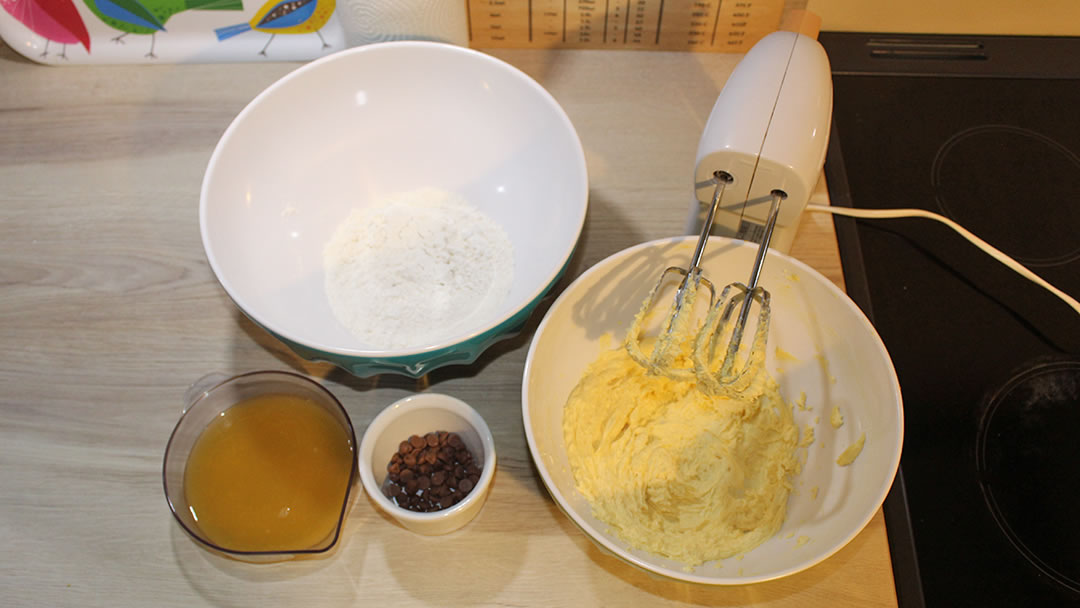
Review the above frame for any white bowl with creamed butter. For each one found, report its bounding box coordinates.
[522,236,903,584]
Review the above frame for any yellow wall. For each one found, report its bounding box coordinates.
[807,0,1080,36]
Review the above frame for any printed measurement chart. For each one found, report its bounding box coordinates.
[466,0,788,52]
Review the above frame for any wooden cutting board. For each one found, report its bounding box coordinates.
[466,0,796,52]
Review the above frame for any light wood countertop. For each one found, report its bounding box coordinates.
[0,43,895,606]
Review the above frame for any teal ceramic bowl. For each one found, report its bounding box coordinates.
[199,42,587,377]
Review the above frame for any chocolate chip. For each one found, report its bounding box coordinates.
[409,435,425,449]
[459,478,474,493]
[437,447,453,464]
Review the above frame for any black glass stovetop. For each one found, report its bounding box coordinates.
[819,32,1080,608]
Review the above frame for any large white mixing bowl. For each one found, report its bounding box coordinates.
[522,235,903,584]
[200,41,587,377]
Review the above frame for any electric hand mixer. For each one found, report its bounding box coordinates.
[626,31,833,394]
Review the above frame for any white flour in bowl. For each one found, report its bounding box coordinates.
[323,188,514,350]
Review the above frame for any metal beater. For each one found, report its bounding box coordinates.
[625,172,784,393]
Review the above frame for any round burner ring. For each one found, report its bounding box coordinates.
[931,124,1080,267]
[975,357,1080,594]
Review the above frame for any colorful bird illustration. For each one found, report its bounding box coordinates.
[1,0,91,58]
[214,0,334,57]
[82,0,244,57]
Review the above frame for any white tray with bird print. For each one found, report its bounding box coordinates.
[0,0,345,63]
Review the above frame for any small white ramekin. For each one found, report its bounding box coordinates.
[358,393,496,535]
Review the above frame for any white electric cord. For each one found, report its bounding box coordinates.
[805,203,1080,316]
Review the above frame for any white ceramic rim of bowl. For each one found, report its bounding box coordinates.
[199,40,588,357]
[358,393,497,530]
[521,235,904,585]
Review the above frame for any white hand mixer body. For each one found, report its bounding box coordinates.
[692,30,833,252]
